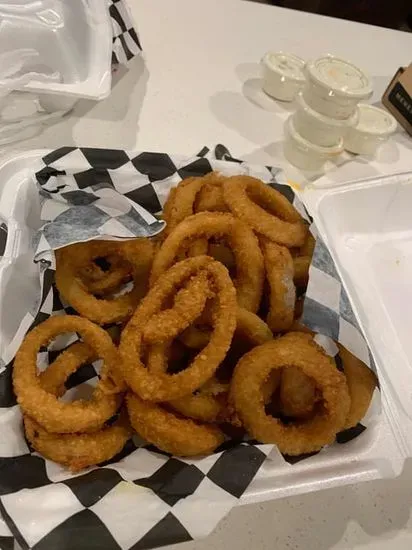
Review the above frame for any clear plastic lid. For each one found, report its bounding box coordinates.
[355,104,397,136]
[262,52,306,82]
[306,55,373,99]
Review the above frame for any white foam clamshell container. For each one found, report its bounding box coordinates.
[0,0,113,101]
[1,151,412,506]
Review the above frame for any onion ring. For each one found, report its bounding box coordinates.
[230,332,350,455]
[222,175,308,247]
[55,239,154,325]
[280,367,318,419]
[161,177,205,237]
[300,232,316,257]
[208,243,236,273]
[293,256,311,288]
[150,212,264,312]
[194,173,228,213]
[13,315,123,433]
[80,254,132,296]
[339,345,377,430]
[261,239,296,333]
[127,393,224,456]
[119,256,237,402]
[179,306,273,350]
[24,413,130,472]
[39,341,97,397]
[142,272,213,345]
[145,340,229,423]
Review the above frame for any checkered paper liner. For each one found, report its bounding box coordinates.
[0,146,380,550]
[109,0,142,65]
[0,222,6,259]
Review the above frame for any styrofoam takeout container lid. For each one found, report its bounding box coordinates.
[261,51,306,102]
[0,0,113,100]
[0,149,410,511]
[344,104,397,155]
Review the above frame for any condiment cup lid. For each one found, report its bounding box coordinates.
[353,104,397,136]
[261,52,306,83]
[306,55,373,100]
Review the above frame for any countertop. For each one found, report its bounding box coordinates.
[7,0,412,549]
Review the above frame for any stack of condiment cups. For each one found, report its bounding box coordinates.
[284,55,373,170]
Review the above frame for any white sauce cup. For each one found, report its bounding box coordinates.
[304,55,373,119]
[261,52,305,102]
[344,104,397,155]
[294,91,359,147]
[283,115,343,171]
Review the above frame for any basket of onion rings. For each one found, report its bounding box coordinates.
[0,146,380,550]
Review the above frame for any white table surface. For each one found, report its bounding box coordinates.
[7,0,412,549]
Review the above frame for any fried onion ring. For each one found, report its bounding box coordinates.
[145,340,229,423]
[150,212,264,312]
[300,232,316,257]
[161,177,205,237]
[13,315,123,433]
[24,413,130,472]
[280,367,318,419]
[55,239,154,325]
[339,345,377,430]
[179,306,273,350]
[142,272,213,345]
[194,173,228,213]
[119,256,237,402]
[230,333,350,455]
[127,393,224,456]
[261,239,296,333]
[222,175,307,247]
[80,255,132,296]
[293,256,311,288]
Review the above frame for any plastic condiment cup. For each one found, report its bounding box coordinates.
[283,115,343,171]
[294,91,359,147]
[261,52,305,102]
[344,104,397,155]
[304,55,373,119]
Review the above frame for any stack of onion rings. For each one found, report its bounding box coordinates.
[12,170,377,467]
[14,318,129,471]
[151,212,264,312]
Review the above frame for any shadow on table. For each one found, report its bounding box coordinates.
[235,61,296,113]
[14,55,149,151]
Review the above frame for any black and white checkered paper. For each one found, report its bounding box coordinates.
[109,0,142,65]
[0,146,380,550]
[0,222,7,259]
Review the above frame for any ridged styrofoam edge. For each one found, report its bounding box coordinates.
[0,150,408,507]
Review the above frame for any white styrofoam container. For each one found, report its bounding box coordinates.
[0,151,411,507]
[0,0,113,101]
